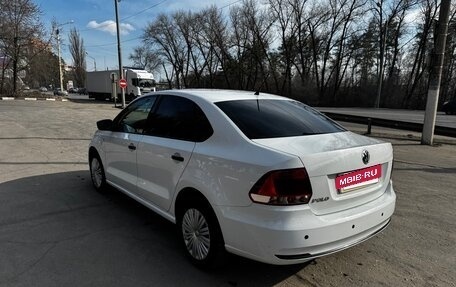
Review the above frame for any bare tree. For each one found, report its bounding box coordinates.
[269,0,303,96]
[68,28,86,88]
[129,45,161,73]
[0,0,43,95]
[229,0,275,91]
[198,7,232,88]
[174,11,202,87]
[192,7,224,87]
[402,0,439,108]
[438,2,456,106]
[25,49,59,88]
[144,13,186,88]
[138,0,455,109]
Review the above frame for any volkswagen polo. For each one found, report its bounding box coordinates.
[88,89,396,266]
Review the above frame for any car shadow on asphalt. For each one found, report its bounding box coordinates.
[0,171,306,286]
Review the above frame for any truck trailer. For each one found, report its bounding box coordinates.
[86,68,156,101]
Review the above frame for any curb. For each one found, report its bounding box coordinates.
[0,97,68,102]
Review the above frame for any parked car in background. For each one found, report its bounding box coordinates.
[442,99,456,115]
[39,87,48,92]
[89,89,396,267]
[53,88,68,96]
[78,88,87,95]
[68,87,79,93]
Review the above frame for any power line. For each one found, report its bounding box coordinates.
[122,0,167,20]
[85,36,142,48]
[79,0,167,33]
[79,0,236,48]
[219,0,243,10]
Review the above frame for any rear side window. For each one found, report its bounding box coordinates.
[215,100,345,139]
[145,95,213,142]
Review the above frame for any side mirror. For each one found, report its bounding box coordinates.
[97,119,113,131]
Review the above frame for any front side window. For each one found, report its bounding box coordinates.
[216,99,345,139]
[114,96,157,134]
[145,95,213,142]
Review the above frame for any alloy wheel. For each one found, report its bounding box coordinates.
[91,157,103,188]
[181,208,211,260]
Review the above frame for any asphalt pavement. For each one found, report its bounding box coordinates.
[0,100,454,287]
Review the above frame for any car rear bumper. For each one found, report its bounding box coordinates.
[216,181,396,265]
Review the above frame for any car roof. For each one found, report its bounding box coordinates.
[153,89,290,103]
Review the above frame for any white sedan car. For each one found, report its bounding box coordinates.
[89,89,396,266]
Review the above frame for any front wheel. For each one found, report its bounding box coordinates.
[90,155,107,191]
[178,203,225,267]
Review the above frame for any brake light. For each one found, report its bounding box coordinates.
[249,168,313,205]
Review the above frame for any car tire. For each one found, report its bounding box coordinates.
[177,201,225,268]
[89,154,108,192]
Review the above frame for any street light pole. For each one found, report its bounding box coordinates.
[56,29,64,92]
[86,52,97,71]
[114,0,125,108]
[55,21,73,93]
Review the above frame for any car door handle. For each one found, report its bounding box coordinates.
[128,143,136,151]
[171,153,184,162]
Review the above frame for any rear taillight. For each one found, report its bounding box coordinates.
[249,168,313,205]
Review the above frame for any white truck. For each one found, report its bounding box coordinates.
[86,67,156,101]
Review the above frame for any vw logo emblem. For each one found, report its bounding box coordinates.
[362,150,370,165]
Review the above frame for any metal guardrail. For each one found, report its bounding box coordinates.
[323,112,456,138]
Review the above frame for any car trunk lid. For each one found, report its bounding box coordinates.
[253,131,393,215]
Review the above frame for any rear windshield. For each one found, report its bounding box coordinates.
[215,99,345,139]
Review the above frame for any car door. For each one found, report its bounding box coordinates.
[136,95,213,211]
[103,96,157,193]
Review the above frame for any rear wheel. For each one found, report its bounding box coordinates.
[177,201,225,267]
[90,155,107,191]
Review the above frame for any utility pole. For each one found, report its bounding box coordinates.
[55,21,73,93]
[374,0,387,109]
[56,29,64,93]
[114,0,125,108]
[421,0,451,145]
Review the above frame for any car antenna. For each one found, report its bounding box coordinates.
[254,72,269,111]
[253,72,269,96]
[256,93,260,111]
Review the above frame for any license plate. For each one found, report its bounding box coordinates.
[336,164,382,193]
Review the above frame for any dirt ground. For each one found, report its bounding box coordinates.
[0,100,455,287]
[278,139,456,287]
